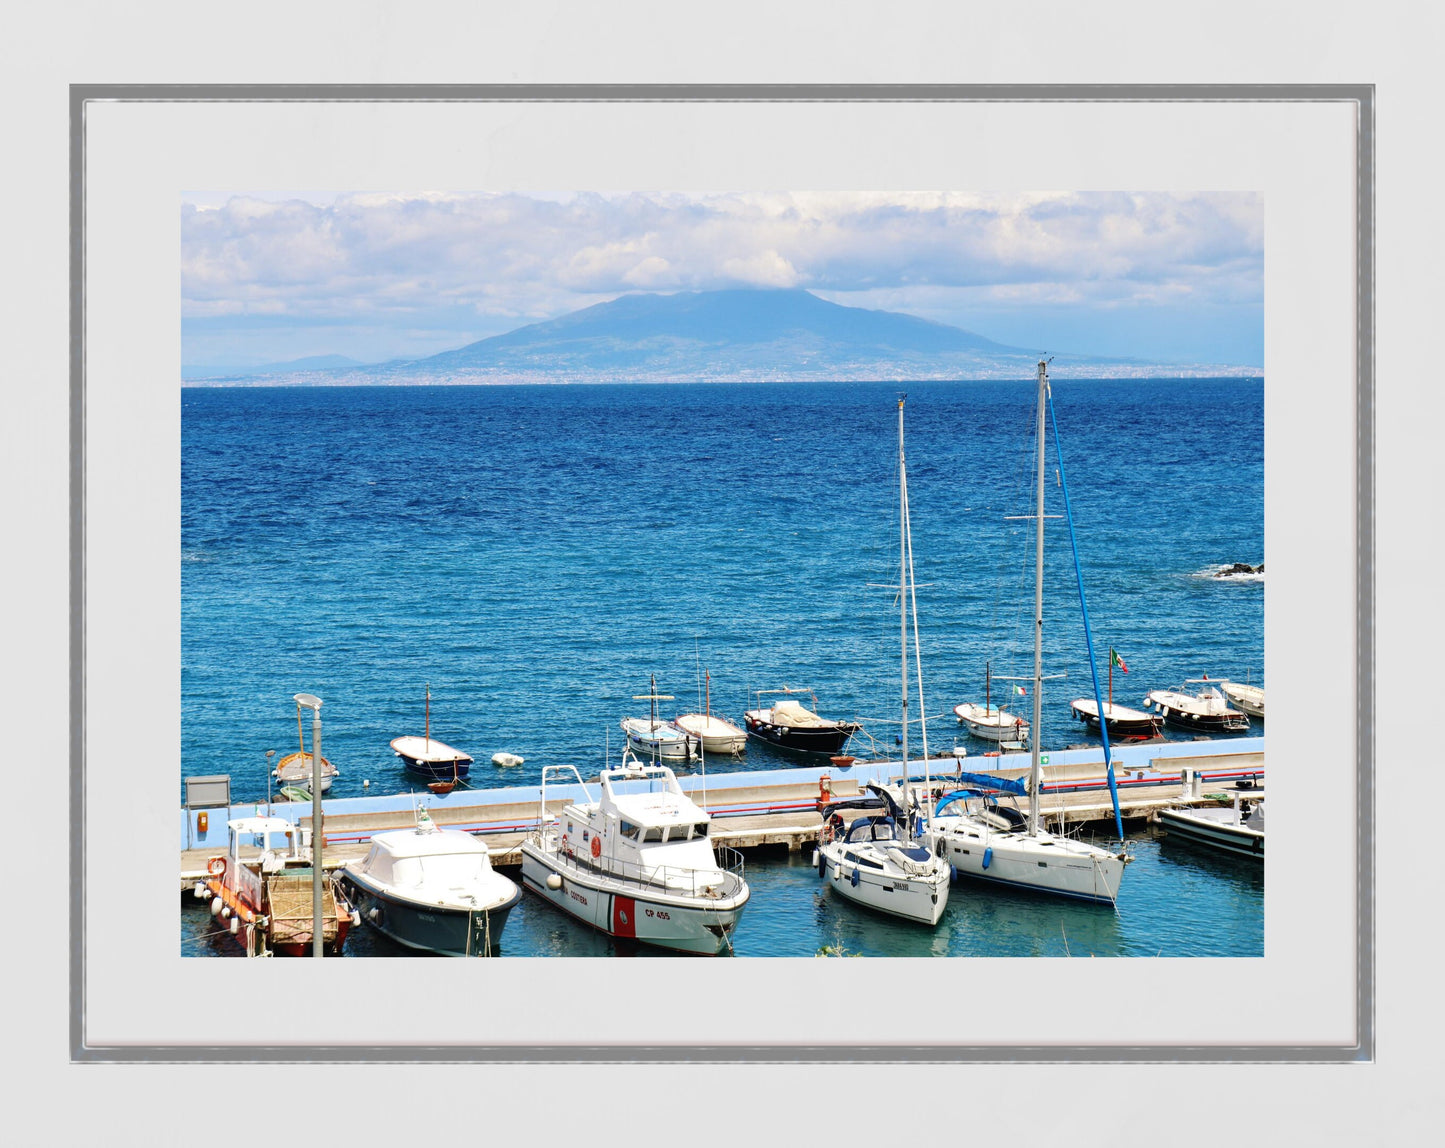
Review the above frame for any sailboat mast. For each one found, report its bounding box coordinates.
[1029,360,1047,837]
[897,397,909,788]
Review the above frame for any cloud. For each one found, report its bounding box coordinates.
[182,190,1261,361]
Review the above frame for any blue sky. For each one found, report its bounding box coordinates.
[181,190,1263,371]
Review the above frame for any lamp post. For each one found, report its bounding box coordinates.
[294,693,324,958]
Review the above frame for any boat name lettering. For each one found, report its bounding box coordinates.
[644,908,671,920]
[568,890,589,906]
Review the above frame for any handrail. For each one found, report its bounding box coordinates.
[532,828,746,900]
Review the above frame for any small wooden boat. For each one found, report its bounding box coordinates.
[273,750,337,793]
[954,663,1030,744]
[391,685,473,780]
[743,687,859,755]
[673,671,746,754]
[621,676,698,762]
[1069,698,1162,740]
[1218,680,1264,718]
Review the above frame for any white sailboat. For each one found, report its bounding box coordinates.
[953,661,1030,744]
[923,360,1132,905]
[814,396,951,926]
[620,675,699,762]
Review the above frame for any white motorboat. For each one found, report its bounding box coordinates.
[621,675,699,762]
[815,396,950,927]
[1145,678,1250,733]
[954,662,1030,744]
[339,809,522,956]
[1158,796,1264,860]
[1218,679,1265,719]
[518,752,750,954]
[923,360,1131,905]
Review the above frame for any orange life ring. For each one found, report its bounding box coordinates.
[590,835,602,859]
[207,856,226,875]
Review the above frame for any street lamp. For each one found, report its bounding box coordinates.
[294,692,324,958]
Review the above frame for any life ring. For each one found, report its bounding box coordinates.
[590,835,602,859]
[207,856,226,875]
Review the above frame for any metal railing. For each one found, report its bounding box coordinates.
[534,829,747,901]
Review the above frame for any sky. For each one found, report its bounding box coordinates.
[180,190,1263,371]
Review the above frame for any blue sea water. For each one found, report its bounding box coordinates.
[181,377,1264,957]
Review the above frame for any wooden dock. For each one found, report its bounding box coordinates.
[181,754,1263,887]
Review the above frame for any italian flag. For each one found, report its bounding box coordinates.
[1014,685,1026,696]
[1110,648,1128,673]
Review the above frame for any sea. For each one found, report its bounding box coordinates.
[181,377,1264,958]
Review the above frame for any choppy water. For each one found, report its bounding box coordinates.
[182,377,1264,957]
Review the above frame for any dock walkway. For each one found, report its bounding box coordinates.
[181,747,1263,886]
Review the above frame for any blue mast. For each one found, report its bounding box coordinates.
[1045,375,1126,843]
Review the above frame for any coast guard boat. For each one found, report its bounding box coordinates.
[519,752,749,954]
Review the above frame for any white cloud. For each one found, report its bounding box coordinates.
[182,190,1261,361]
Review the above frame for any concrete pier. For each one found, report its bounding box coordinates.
[182,740,1264,886]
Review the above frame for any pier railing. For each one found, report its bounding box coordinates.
[536,830,747,901]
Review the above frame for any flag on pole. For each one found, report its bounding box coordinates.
[1110,648,1128,673]
[1014,685,1026,696]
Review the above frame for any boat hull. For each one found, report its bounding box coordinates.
[340,873,521,956]
[1218,682,1265,718]
[925,821,1126,904]
[1158,807,1264,860]
[621,727,696,761]
[815,842,949,925]
[518,842,747,955]
[1069,699,1162,740]
[672,715,748,755]
[1144,691,1250,734]
[954,704,1030,743]
[743,714,859,755]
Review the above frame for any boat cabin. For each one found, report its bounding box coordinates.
[558,759,727,889]
[357,825,497,896]
[226,815,306,874]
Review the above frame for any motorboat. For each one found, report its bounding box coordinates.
[954,661,1030,744]
[922,360,1132,905]
[391,685,473,781]
[1145,677,1250,733]
[339,808,522,956]
[1069,646,1161,740]
[1218,679,1265,719]
[621,675,699,762]
[673,670,746,754]
[518,752,750,954]
[1158,796,1264,860]
[195,815,355,957]
[744,688,860,755]
[815,396,950,926]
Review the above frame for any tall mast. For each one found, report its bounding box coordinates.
[897,397,909,797]
[1029,360,1047,837]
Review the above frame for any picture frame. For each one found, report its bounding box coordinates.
[70,83,1371,1063]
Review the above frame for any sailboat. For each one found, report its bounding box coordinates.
[814,397,951,926]
[673,669,747,755]
[923,360,1132,905]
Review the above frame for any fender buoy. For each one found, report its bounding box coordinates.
[817,850,826,878]
[590,835,602,859]
[207,856,226,875]
[850,867,860,888]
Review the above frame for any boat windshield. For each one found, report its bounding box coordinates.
[844,816,898,845]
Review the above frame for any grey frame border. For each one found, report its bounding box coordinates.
[70,83,1374,1064]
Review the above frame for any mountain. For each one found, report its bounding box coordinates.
[182,354,374,382]
[185,289,1258,385]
